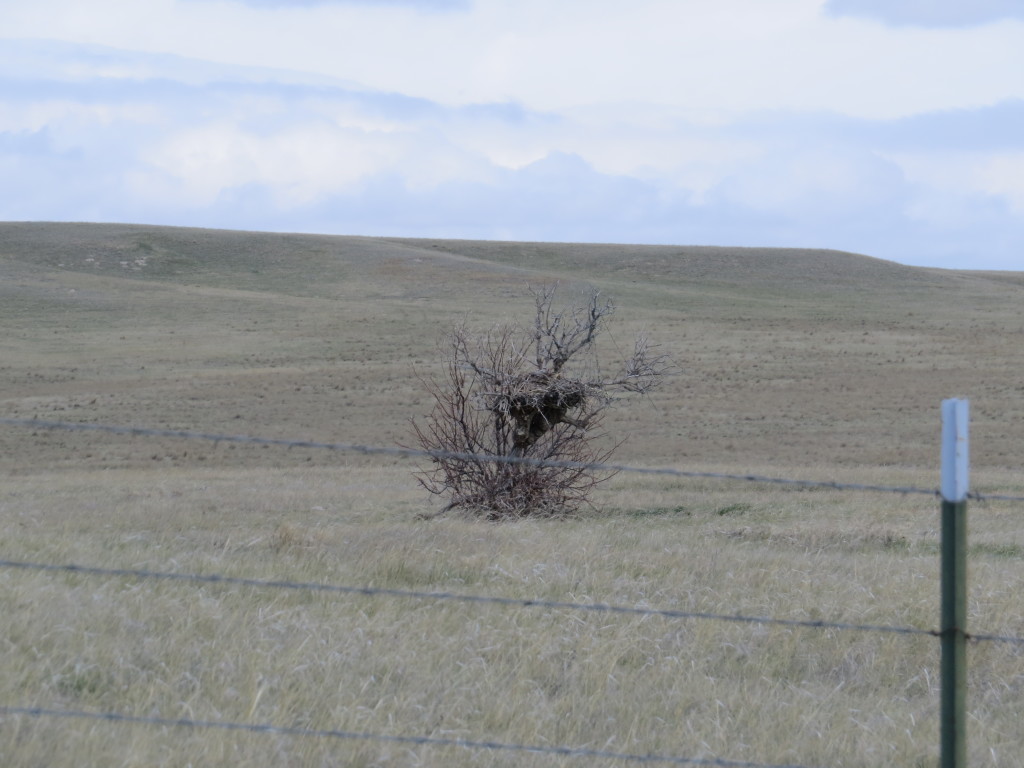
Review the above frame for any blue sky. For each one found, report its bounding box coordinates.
[2,0,1023,269]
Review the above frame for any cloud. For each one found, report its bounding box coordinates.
[865,100,1024,151]
[135,147,1020,273]
[708,145,908,219]
[8,0,1024,121]
[2,38,1023,269]
[208,0,469,8]
[823,0,1024,27]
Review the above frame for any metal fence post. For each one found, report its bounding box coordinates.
[940,398,969,768]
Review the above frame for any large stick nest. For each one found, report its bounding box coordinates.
[479,372,600,455]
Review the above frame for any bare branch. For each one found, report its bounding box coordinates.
[410,285,671,519]
[530,284,615,375]
[603,333,676,394]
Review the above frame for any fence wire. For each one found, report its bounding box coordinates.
[5,558,1022,645]
[3,416,1023,502]
[3,417,1024,765]
[0,558,955,640]
[0,705,822,768]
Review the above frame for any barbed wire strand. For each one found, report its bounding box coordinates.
[3,421,1020,766]
[0,705,822,768]
[0,558,944,640]
[5,558,1021,645]
[968,631,1024,645]
[4,417,1022,501]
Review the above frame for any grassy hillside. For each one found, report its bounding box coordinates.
[2,222,1023,767]
[2,221,1022,475]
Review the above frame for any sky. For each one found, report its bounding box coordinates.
[2,0,1023,270]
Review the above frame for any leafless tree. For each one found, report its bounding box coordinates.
[411,285,671,520]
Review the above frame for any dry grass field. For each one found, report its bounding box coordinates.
[1,222,1023,766]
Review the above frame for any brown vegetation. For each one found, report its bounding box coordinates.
[1,223,1024,766]
[412,285,670,518]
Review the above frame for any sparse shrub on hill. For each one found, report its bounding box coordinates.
[411,285,671,519]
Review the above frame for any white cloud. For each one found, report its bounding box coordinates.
[888,148,1024,220]
[975,152,1024,215]
[204,0,471,8]
[137,112,491,207]
[5,0,1024,119]
[2,2,1023,269]
[824,0,1024,27]
[145,123,382,206]
[711,146,907,216]
[0,100,159,135]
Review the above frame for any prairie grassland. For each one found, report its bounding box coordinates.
[3,465,1024,767]
[2,223,1024,766]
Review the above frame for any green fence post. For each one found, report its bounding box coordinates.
[940,398,969,768]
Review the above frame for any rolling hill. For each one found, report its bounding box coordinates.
[2,221,1022,476]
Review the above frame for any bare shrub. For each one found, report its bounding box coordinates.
[412,285,671,519]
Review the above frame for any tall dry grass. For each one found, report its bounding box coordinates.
[3,224,1024,765]
[2,464,1023,767]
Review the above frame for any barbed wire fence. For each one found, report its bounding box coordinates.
[4,416,1023,502]
[0,704,817,768]
[0,559,953,640]
[1,415,1023,768]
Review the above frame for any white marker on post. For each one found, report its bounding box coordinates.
[941,399,969,502]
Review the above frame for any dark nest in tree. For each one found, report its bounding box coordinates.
[410,284,673,520]
[484,372,597,458]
